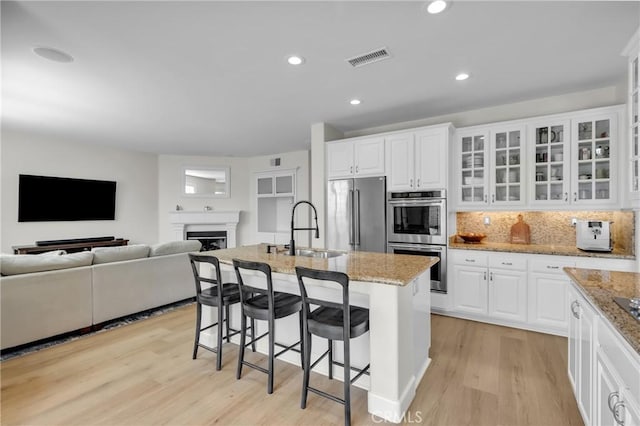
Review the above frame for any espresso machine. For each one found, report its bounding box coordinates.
[576,220,612,252]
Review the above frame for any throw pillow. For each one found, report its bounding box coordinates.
[149,240,202,257]
[91,244,150,264]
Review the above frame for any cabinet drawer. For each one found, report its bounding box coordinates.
[489,255,527,271]
[598,319,640,406]
[451,250,488,266]
[531,257,575,274]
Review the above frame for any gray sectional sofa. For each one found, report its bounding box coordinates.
[0,240,201,351]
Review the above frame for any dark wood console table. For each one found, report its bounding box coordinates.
[13,239,129,255]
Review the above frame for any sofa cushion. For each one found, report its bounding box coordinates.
[92,244,150,264]
[0,251,94,276]
[149,240,202,257]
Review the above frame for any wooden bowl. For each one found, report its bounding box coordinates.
[458,233,487,244]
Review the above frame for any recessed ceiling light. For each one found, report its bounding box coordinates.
[350,99,361,105]
[455,72,470,81]
[33,46,74,63]
[287,55,305,65]
[427,0,448,14]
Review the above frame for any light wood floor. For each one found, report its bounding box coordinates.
[1,305,583,425]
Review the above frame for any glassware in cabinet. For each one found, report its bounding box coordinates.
[491,127,523,204]
[571,114,616,204]
[531,121,569,204]
[460,133,488,204]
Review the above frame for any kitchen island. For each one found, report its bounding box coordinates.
[200,244,438,423]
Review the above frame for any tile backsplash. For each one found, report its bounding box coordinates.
[455,210,635,254]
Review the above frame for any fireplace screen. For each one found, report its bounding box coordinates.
[186,231,227,251]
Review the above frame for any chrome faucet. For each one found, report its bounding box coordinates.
[289,200,320,255]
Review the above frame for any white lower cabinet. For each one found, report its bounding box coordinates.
[448,250,636,337]
[568,281,640,426]
[487,267,527,322]
[452,263,487,314]
[568,284,597,426]
[451,251,526,322]
[527,257,575,334]
[596,351,640,426]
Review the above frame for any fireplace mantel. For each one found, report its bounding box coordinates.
[168,210,240,248]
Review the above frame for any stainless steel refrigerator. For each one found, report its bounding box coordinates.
[326,176,386,252]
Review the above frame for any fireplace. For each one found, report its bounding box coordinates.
[186,231,227,251]
[168,210,240,248]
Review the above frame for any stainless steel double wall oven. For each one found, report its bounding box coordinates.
[386,190,447,293]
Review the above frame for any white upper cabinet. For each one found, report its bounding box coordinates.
[415,127,449,190]
[571,112,617,205]
[457,128,490,206]
[490,124,526,206]
[326,140,354,179]
[386,132,415,190]
[457,125,527,207]
[623,27,640,205]
[530,119,571,205]
[455,105,623,210]
[386,125,450,191]
[326,137,385,179]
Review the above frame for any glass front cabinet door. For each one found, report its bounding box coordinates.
[530,120,570,205]
[624,28,640,202]
[458,129,489,206]
[490,125,525,206]
[571,113,616,205]
[632,53,639,195]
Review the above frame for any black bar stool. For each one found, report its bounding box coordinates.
[233,259,304,394]
[189,254,253,370]
[295,266,370,426]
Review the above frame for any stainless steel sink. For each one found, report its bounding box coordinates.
[282,249,345,259]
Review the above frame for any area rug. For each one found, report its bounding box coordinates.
[0,299,195,362]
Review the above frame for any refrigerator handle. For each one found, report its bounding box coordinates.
[348,189,355,246]
[354,189,361,245]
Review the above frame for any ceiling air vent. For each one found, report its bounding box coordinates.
[346,47,390,68]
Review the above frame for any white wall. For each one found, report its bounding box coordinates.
[0,130,158,253]
[158,151,310,247]
[311,123,343,249]
[157,155,251,244]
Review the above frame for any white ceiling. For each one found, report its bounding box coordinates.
[2,1,639,157]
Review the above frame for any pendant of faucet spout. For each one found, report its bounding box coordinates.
[289,201,320,255]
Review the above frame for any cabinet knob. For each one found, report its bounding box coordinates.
[356,165,359,173]
[564,192,568,202]
[491,194,495,203]
[573,192,577,202]
[484,194,488,203]
[410,179,413,188]
[350,166,353,174]
[483,271,487,281]
[417,178,421,188]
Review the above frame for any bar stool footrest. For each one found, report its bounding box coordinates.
[308,386,345,405]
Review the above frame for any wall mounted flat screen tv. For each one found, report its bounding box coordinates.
[18,174,117,222]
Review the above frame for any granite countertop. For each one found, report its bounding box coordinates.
[202,244,438,286]
[449,239,634,260]
[563,267,640,355]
